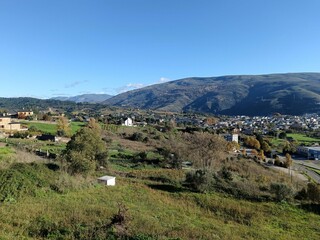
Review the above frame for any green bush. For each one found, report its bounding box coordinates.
[270,183,293,202]
[185,170,215,193]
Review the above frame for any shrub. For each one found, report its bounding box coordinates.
[130,132,144,142]
[270,183,293,202]
[218,166,233,181]
[306,183,320,202]
[185,170,215,193]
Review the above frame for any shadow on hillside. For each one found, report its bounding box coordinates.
[45,163,60,171]
[147,184,186,193]
[300,203,320,215]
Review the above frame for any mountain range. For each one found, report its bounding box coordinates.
[51,94,112,103]
[103,72,320,116]
[2,73,320,116]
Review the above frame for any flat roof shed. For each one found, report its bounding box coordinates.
[98,175,116,186]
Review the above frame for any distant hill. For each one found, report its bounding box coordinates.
[0,97,104,113]
[104,73,320,116]
[51,94,112,103]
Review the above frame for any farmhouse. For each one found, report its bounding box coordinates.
[98,175,116,186]
[17,110,33,119]
[0,116,21,131]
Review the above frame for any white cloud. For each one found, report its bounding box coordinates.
[113,77,171,94]
[115,83,146,93]
[51,93,70,96]
[158,77,170,83]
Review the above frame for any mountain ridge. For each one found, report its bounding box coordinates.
[103,72,320,116]
[51,94,112,103]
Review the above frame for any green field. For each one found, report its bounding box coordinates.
[287,133,320,144]
[270,133,320,148]
[22,121,86,135]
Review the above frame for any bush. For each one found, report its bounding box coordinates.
[185,170,215,193]
[270,183,293,202]
[218,166,233,181]
[130,132,144,141]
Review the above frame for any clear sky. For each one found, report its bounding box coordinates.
[1,0,320,98]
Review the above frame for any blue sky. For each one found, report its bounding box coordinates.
[1,0,320,98]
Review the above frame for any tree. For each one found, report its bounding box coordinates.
[259,150,266,161]
[261,141,271,154]
[279,132,287,139]
[42,114,52,121]
[244,136,260,150]
[284,153,292,168]
[63,122,108,175]
[56,116,71,137]
[282,141,296,154]
[183,132,226,169]
[226,141,240,152]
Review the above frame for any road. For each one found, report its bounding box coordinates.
[294,161,320,170]
[293,162,320,184]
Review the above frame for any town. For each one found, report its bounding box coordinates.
[1,108,320,182]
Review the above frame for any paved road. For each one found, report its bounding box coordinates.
[294,161,320,170]
[293,163,320,184]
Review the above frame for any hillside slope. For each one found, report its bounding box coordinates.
[51,93,112,103]
[104,73,320,115]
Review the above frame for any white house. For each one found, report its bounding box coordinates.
[123,117,133,126]
[222,133,239,143]
[98,175,116,186]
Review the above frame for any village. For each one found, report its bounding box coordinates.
[0,108,320,238]
[1,108,320,164]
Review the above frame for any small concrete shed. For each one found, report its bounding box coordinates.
[98,175,116,186]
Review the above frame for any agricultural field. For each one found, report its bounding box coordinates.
[21,121,86,135]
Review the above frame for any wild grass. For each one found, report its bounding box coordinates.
[0,128,318,239]
[0,176,318,239]
[0,146,14,157]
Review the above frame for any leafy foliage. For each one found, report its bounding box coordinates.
[63,119,108,175]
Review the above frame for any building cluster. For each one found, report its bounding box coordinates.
[210,114,320,134]
[0,110,33,132]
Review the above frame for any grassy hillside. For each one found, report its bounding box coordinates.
[104,73,320,115]
[0,125,319,239]
[0,170,318,240]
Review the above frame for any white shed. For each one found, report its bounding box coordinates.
[98,175,116,186]
[123,118,133,126]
